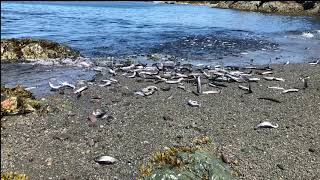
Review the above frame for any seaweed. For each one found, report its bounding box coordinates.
[1,85,48,116]
[1,172,28,180]
[138,136,232,180]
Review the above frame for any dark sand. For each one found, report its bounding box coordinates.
[1,63,320,180]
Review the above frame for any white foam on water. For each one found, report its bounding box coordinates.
[301,32,314,38]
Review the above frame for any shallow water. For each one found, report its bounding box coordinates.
[1,1,320,96]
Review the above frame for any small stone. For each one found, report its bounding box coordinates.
[309,147,316,153]
[163,115,173,121]
[221,153,232,164]
[277,164,285,170]
[161,86,171,91]
[46,157,53,166]
[88,139,95,147]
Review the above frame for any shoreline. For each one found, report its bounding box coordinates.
[162,1,320,16]
[1,62,319,179]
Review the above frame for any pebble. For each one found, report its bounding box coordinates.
[163,115,173,121]
[308,147,316,153]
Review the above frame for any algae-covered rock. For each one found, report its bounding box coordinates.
[1,85,47,116]
[139,136,233,180]
[1,171,28,180]
[1,38,81,62]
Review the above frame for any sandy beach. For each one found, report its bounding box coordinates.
[1,62,319,179]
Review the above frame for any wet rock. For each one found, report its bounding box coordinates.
[230,1,260,11]
[259,1,304,14]
[1,38,81,62]
[308,147,316,153]
[163,115,174,121]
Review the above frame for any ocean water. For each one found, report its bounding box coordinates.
[1,1,320,96]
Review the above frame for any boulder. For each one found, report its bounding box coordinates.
[258,1,304,14]
[1,38,81,62]
[230,1,261,11]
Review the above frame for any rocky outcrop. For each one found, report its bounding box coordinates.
[167,1,320,16]
[213,1,319,15]
[1,38,81,62]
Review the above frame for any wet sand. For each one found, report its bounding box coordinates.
[1,63,320,179]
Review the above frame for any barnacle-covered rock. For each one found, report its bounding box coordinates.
[1,38,81,62]
[1,85,47,116]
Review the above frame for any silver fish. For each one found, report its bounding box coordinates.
[255,121,279,129]
[261,71,273,75]
[248,77,260,82]
[121,64,135,71]
[128,71,136,78]
[197,76,202,94]
[108,68,117,76]
[238,85,250,91]
[282,89,299,93]
[188,100,200,107]
[165,78,184,84]
[309,60,319,65]
[74,86,88,94]
[268,86,285,90]
[94,155,118,165]
[202,90,220,94]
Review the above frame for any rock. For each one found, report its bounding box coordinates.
[259,1,304,14]
[230,1,260,11]
[1,38,81,62]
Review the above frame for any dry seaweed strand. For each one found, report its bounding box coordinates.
[1,171,28,180]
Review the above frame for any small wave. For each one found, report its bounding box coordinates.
[302,32,314,38]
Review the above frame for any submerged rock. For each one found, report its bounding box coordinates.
[1,38,81,62]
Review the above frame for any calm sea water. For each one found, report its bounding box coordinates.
[1,1,320,96]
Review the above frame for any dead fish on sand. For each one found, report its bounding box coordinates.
[74,86,88,94]
[108,68,117,76]
[197,76,202,94]
[49,81,75,90]
[92,109,106,118]
[282,89,299,93]
[188,100,200,107]
[263,77,285,82]
[165,78,184,84]
[255,121,279,129]
[94,155,118,165]
[202,90,220,94]
[268,86,285,90]
[238,84,252,93]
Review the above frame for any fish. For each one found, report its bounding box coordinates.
[49,81,75,90]
[121,64,135,71]
[308,60,319,65]
[248,77,260,82]
[188,100,200,107]
[258,97,281,103]
[268,86,285,90]
[94,156,118,165]
[263,77,285,81]
[202,90,220,94]
[165,78,184,84]
[197,76,202,94]
[108,68,117,76]
[128,71,136,78]
[238,85,250,91]
[261,71,273,75]
[255,122,279,129]
[74,86,88,94]
[92,109,106,118]
[282,89,299,93]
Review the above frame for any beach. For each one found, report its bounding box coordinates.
[1,62,319,179]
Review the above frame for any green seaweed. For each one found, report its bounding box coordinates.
[139,136,233,180]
